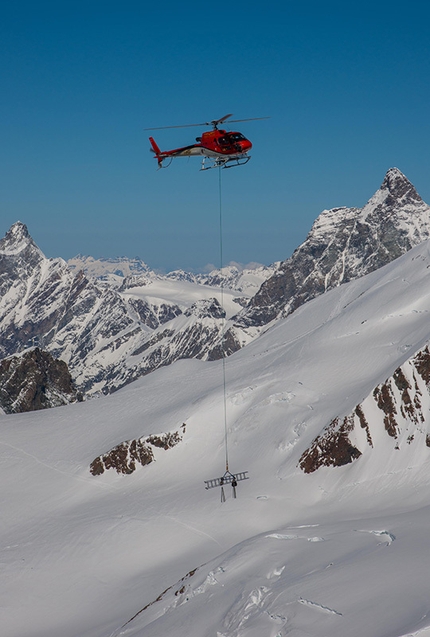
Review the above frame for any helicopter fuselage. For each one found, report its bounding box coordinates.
[198,129,252,156]
[149,129,252,168]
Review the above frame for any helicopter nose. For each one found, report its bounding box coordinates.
[242,139,252,151]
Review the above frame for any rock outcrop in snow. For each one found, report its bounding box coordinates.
[299,345,430,473]
[0,347,80,413]
[90,428,184,475]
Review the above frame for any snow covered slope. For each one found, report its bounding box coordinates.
[4,238,430,636]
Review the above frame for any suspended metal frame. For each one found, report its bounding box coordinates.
[204,470,249,502]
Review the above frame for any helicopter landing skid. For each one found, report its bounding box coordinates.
[200,155,251,171]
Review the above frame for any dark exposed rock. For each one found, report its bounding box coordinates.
[90,426,184,476]
[373,383,398,438]
[0,348,81,413]
[300,343,430,473]
[157,303,183,324]
[355,404,373,447]
[127,297,182,329]
[90,439,154,476]
[299,415,362,474]
[184,298,226,319]
[413,346,430,384]
[233,297,249,307]
[0,222,140,384]
[131,329,175,357]
[147,431,182,449]
[0,222,44,287]
[206,328,242,360]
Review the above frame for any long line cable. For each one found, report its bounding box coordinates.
[218,166,229,472]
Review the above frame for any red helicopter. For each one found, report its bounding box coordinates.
[146,114,268,170]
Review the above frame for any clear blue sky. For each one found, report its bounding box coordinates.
[2,1,430,272]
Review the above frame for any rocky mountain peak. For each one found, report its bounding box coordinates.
[4,220,29,240]
[0,223,49,307]
[1,221,38,254]
[359,167,424,221]
[184,298,225,319]
[0,221,45,274]
[233,168,430,329]
[380,167,422,202]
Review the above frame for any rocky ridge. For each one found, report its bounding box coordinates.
[90,427,185,476]
[234,168,430,329]
[0,223,249,397]
[69,256,277,297]
[299,344,430,473]
[2,168,429,401]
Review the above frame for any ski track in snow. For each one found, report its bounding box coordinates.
[0,439,120,493]
[164,515,223,549]
[266,532,325,542]
[298,597,343,616]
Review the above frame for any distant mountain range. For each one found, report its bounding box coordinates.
[67,253,277,295]
[1,167,429,409]
[0,223,275,402]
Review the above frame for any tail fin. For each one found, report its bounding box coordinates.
[149,137,163,168]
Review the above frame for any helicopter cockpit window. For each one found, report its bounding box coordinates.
[230,133,246,141]
[218,136,229,146]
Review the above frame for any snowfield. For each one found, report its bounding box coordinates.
[121,277,241,319]
[4,239,430,635]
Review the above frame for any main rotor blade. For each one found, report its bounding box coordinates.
[144,122,208,130]
[145,114,233,131]
[144,115,270,131]
[226,116,271,124]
